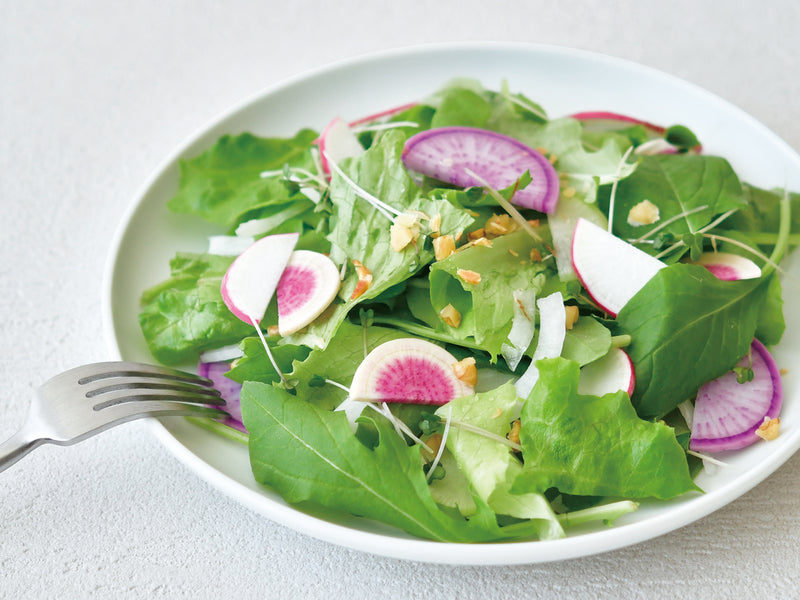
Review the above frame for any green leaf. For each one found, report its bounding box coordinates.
[616,263,769,418]
[168,131,319,228]
[138,253,253,365]
[436,383,564,540]
[225,337,309,385]
[241,382,544,542]
[560,316,613,366]
[428,230,552,358]
[512,358,698,500]
[756,274,785,346]
[430,87,491,128]
[665,125,700,151]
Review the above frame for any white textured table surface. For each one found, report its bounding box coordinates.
[3,2,800,598]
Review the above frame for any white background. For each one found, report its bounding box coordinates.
[3,1,800,598]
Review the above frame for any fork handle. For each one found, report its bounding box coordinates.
[0,429,42,473]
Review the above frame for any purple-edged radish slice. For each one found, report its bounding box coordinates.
[577,347,635,397]
[198,360,246,433]
[317,117,364,174]
[571,218,665,317]
[401,126,560,214]
[694,252,761,281]
[349,338,474,405]
[220,232,299,324]
[569,111,666,135]
[348,101,418,127]
[690,339,782,453]
[276,250,341,336]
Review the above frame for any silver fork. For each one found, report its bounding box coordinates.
[0,361,227,473]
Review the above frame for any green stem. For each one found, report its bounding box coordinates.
[187,417,249,445]
[556,500,639,528]
[369,316,484,350]
[763,189,792,278]
[611,334,632,348]
[735,231,800,245]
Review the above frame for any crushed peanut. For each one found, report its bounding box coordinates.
[470,236,493,248]
[530,248,542,262]
[780,368,789,376]
[527,219,540,227]
[508,419,522,446]
[485,214,520,238]
[439,303,462,328]
[492,408,503,419]
[390,222,416,251]
[627,199,661,226]
[429,213,442,235]
[433,234,456,261]
[350,259,373,300]
[267,325,280,337]
[508,248,519,257]
[755,417,780,441]
[563,187,576,198]
[456,269,481,285]
[423,432,444,460]
[468,228,486,241]
[565,305,580,330]
[452,356,478,387]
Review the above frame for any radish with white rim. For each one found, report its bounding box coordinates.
[401,126,560,214]
[694,252,762,281]
[577,347,636,397]
[276,250,341,336]
[571,217,666,317]
[317,117,365,174]
[349,338,474,404]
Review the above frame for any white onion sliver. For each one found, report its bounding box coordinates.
[207,235,255,256]
[199,344,245,364]
[514,292,566,400]
[501,289,537,371]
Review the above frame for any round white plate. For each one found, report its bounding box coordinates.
[102,42,800,565]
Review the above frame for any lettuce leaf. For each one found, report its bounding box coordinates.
[512,358,698,500]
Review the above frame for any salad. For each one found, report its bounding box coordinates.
[138,79,797,543]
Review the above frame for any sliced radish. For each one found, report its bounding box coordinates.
[690,339,782,453]
[220,232,299,324]
[694,252,761,281]
[198,360,246,433]
[514,292,566,400]
[207,235,255,256]
[317,117,364,174]
[571,218,665,317]
[276,250,341,336]
[577,347,635,397]
[348,101,418,127]
[569,111,666,135]
[401,127,560,214]
[349,338,474,405]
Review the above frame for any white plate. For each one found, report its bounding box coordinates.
[102,42,800,565]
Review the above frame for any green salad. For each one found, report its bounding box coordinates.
[138,79,797,543]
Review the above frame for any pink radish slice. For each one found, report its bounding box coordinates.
[694,252,761,281]
[348,102,418,127]
[221,232,299,324]
[577,347,635,397]
[569,111,666,135]
[690,339,782,453]
[317,117,365,174]
[401,126,560,214]
[349,338,474,405]
[571,218,666,317]
[198,360,246,433]
[276,250,341,336]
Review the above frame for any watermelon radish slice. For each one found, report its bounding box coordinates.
[276,250,341,336]
[221,232,299,324]
[577,347,635,397]
[571,218,665,317]
[690,339,782,453]
[349,338,474,404]
[401,126,560,214]
[694,252,761,281]
[569,111,666,135]
[197,360,246,433]
[317,117,364,174]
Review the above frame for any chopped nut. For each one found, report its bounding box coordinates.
[457,269,481,285]
[627,199,660,226]
[390,223,415,251]
[423,433,444,460]
[470,236,492,248]
[548,154,558,165]
[756,417,780,441]
[530,248,542,262]
[563,187,576,198]
[527,219,540,227]
[350,259,373,300]
[492,408,503,419]
[429,213,442,235]
[468,228,485,241]
[508,419,521,446]
[508,248,519,257]
[454,229,463,242]
[780,368,789,376]
[565,305,580,330]
[439,303,462,328]
[433,234,456,261]
[267,325,280,337]
[452,356,477,387]
[485,214,519,238]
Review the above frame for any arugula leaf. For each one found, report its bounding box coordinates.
[436,382,564,540]
[430,86,491,128]
[138,253,253,365]
[168,131,319,228]
[512,358,698,500]
[241,382,544,542]
[428,230,552,358]
[616,263,769,418]
[225,337,309,385]
[560,316,613,366]
[598,154,747,242]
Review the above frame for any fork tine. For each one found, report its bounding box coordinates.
[83,401,230,434]
[90,388,225,411]
[82,378,222,401]
[53,361,215,387]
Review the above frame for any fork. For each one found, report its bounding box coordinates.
[0,361,227,473]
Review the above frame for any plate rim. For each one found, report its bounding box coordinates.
[101,40,800,565]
